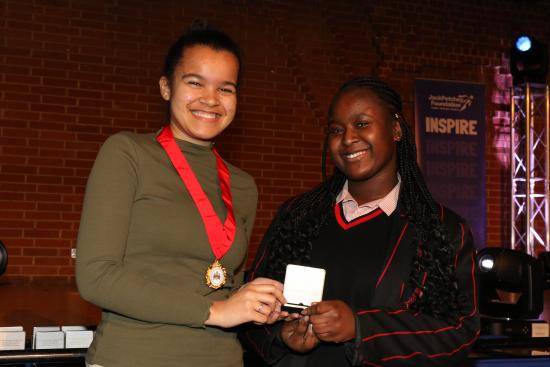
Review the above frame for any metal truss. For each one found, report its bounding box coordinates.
[510,83,550,255]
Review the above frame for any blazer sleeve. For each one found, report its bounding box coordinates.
[238,204,292,364]
[75,133,213,327]
[349,220,480,366]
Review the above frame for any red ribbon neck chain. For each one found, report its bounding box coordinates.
[157,126,236,260]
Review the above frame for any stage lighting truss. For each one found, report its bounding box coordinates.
[511,83,550,255]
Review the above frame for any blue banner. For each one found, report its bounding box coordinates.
[414,79,486,249]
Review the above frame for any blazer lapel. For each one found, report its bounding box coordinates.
[371,212,415,307]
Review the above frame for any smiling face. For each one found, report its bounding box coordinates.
[328,88,402,197]
[159,45,239,145]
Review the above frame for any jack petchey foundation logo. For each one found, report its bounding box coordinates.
[425,93,478,136]
[428,94,474,112]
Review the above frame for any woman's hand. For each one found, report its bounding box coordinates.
[264,300,290,325]
[205,277,286,328]
[303,300,356,343]
[280,315,320,353]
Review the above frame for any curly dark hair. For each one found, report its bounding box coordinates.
[261,76,461,322]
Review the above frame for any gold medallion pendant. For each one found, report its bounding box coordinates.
[205,259,227,289]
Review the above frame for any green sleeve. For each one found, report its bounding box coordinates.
[75,134,212,327]
[233,178,258,289]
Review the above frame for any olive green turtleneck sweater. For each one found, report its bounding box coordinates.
[76,131,258,367]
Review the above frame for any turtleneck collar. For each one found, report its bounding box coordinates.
[174,137,214,152]
[156,127,215,153]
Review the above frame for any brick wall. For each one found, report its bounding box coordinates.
[1,0,549,282]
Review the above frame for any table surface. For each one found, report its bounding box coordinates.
[0,281,101,338]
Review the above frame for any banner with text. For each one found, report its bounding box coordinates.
[414,79,485,248]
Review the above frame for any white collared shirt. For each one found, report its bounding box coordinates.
[336,176,401,221]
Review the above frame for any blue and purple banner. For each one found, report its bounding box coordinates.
[414,79,486,248]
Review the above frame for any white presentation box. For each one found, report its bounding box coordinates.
[0,327,24,332]
[33,326,64,350]
[62,326,94,349]
[283,264,325,311]
[61,326,87,331]
[0,326,25,351]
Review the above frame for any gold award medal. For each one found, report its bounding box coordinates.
[205,260,227,289]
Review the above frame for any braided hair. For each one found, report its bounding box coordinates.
[262,76,461,322]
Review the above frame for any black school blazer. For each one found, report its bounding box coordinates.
[240,202,480,367]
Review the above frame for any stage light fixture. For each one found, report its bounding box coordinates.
[476,247,544,320]
[0,240,7,276]
[539,251,550,289]
[479,254,495,272]
[516,36,532,52]
[510,34,548,85]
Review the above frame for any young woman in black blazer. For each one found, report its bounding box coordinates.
[240,77,479,366]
